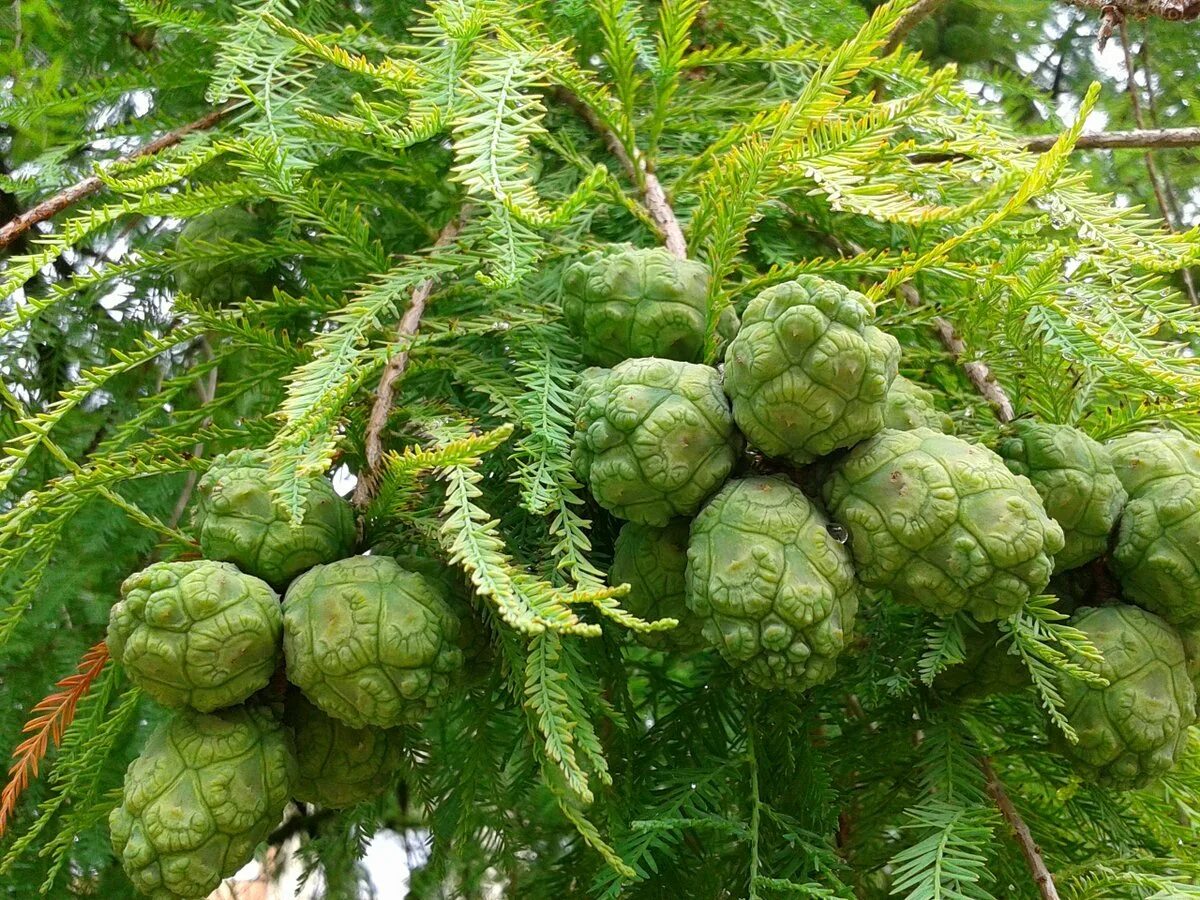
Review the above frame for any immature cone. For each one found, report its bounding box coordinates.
[685,476,859,691]
[561,245,736,365]
[1107,431,1200,624]
[109,706,296,900]
[998,422,1127,572]
[386,552,489,661]
[1108,430,1200,496]
[176,207,277,305]
[1180,624,1200,713]
[610,520,707,651]
[194,449,355,589]
[723,276,900,465]
[284,693,404,808]
[883,375,953,433]
[1057,604,1196,789]
[282,556,464,728]
[824,428,1064,621]
[573,358,740,526]
[108,561,282,712]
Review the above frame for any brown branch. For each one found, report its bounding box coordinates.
[554,88,688,259]
[894,283,1016,423]
[0,103,238,251]
[834,236,1016,421]
[933,315,1016,423]
[1136,32,1197,245]
[980,755,1061,900]
[352,214,467,508]
[1117,24,1199,305]
[1099,5,1125,49]
[882,0,948,56]
[1022,125,1200,152]
[910,126,1200,165]
[1062,0,1200,21]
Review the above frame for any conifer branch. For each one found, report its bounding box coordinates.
[925,299,1017,424]
[882,0,948,55]
[980,755,1060,900]
[0,642,110,837]
[354,213,468,508]
[554,89,688,258]
[1061,0,1200,23]
[855,243,1017,423]
[1116,23,1199,305]
[0,103,238,251]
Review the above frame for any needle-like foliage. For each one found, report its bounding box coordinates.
[2,0,1200,897]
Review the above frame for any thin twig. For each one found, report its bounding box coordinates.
[980,755,1061,900]
[0,103,238,251]
[1136,33,1194,228]
[554,88,688,258]
[163,338,219,538]
[1116,24,1199,305]
[353,214,467,508]
[930,314,1016,423]
[910,125,1200,164]
[842,237,1017,424]
[897,283,1015,422]
[746,723,762,900]
[881,0,948,56]
[1022,125,1200,152]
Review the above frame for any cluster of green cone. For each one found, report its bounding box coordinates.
[565,244,1199,790]
[106,451,466,899]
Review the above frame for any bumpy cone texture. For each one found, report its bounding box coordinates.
[284,693,404,808]
[282,556,464,728]
[723,276,900,465]
[109,706,296,900]
[1180,624,1200,712]
[175,208,277,306]
[610,520,707,652]
[824,428,1064,621]
[685,476,859,691]
[385,552,490,663]
[1108,430,1200,496]
[194,449,356,589]
[1108,431,1200,624]
[934,623,1028,699]
[108,561,282,713]
[573,358,740,526]
[1057,604,1196,789]
[998,422,1127,572]
[561,245,735,366]
[1180,624,1200,710]
[883,375,953,433]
